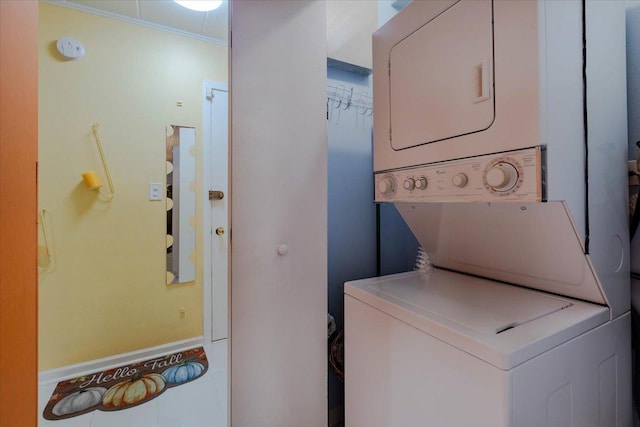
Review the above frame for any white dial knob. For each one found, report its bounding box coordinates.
[415,177,427,190]
[377,177,395,194]
[403,178,415,191]
[485,163,518,191]
[452,173,468,188]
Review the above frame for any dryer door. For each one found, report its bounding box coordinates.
[389,0,494,150]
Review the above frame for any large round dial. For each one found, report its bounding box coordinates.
[483,158,522,194]
[377,175,396,198]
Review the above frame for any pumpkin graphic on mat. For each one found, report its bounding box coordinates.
[52,387,106,416]
[102,373,165,408]
[162,361,205,384]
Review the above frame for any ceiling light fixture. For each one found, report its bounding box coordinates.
[174,0,222,12]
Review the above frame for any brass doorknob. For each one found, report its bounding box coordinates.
[215,227,225,236]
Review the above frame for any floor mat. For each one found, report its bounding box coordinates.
[43,346,208,421]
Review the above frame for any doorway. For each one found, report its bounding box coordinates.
[203,81,229,343]
[36,1,229,425]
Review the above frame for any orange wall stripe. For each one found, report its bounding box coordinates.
[0,1,39,426]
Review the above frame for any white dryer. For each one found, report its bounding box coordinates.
[345,1,632,426]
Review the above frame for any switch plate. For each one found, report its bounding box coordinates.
[149,182,163,201]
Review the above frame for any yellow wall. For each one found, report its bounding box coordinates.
[38,2,227,371]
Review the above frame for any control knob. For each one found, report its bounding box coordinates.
[415,177,427,190]
[403,178,415,191]
[452,173,468,188]
[485,162,518,191]
[377,176,395,195]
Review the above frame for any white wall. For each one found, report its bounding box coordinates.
[230,1,328,426]
[377,0,401,28]
[327,1,378,70]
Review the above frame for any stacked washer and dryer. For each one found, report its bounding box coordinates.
[344,1,632,426]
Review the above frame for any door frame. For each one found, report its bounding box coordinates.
[202,80,230,343]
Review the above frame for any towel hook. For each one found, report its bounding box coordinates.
[88,123,116,201]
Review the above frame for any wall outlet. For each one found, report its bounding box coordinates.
[149,182,163,200]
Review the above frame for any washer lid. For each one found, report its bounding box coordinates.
[364,268,569,335]
[345,269,609,370]
[394,201,610,311]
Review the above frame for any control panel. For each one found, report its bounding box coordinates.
[375,147,544,203]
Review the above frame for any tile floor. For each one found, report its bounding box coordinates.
[38,341,228,427]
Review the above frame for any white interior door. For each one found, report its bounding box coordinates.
[230,1,328,424]
[203,81,229,342]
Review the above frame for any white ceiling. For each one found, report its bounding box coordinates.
[47,0,228,44]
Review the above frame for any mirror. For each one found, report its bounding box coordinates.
[166,125,197,285]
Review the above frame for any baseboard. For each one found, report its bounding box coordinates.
[329,404,345,427]
[38,336,204,385]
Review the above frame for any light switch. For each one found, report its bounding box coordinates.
[149,182,163,201]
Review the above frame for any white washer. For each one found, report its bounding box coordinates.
[345,270,629,427]
[345,202,632,426]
